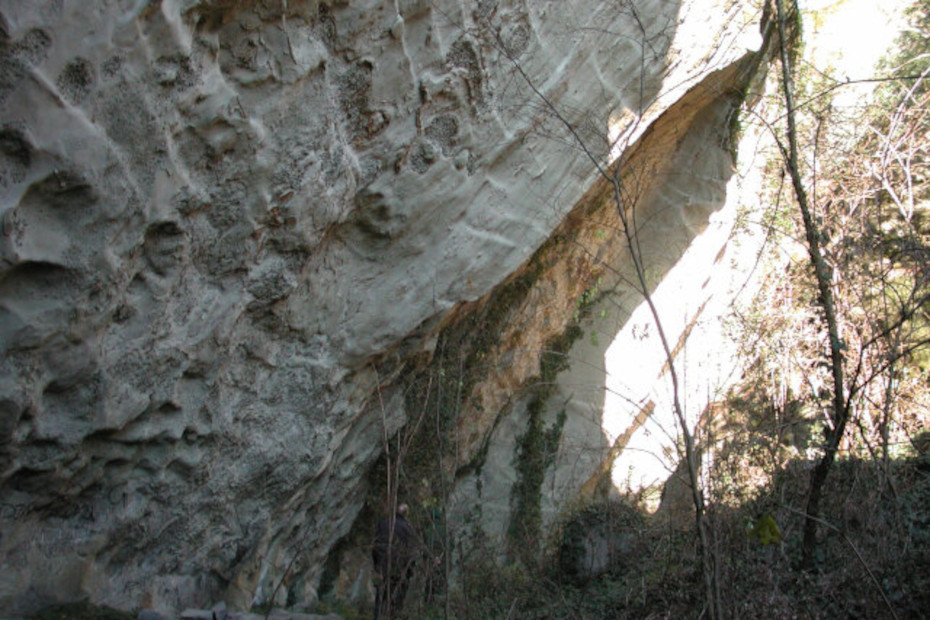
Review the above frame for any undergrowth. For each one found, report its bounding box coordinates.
[385,455,929,619]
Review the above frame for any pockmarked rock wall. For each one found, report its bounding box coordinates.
[0,0,767,615]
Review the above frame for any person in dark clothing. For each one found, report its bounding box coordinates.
[372,503,419,620]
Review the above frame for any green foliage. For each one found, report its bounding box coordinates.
[508,397,569,562]
[539,325,583,384]
[573,276,602,322]
[746,513,782,545]
[506,313,589,562]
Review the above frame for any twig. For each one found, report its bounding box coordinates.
[504,598,519,620]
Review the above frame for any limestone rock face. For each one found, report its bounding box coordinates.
[0,0,766,615]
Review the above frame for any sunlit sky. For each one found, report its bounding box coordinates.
[801,0,904,78]
[602,0,908,498]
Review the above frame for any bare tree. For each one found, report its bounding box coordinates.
[770,0,930,569]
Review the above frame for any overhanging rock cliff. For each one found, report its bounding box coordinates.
[0,0,772,615]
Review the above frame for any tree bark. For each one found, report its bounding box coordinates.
[773,0,850,569]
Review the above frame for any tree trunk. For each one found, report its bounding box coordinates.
[773,0,850,569]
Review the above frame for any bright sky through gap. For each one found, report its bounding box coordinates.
[801,0,903,72]
[800,0,907,105]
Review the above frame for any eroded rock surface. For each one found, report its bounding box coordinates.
[0,0,767,615]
